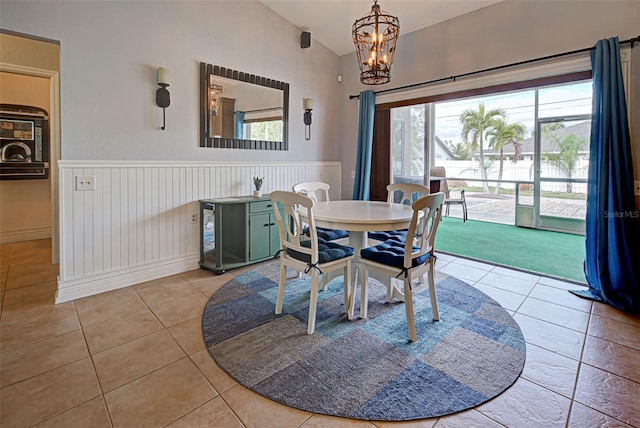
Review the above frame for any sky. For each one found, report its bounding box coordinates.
[434,81,592,144]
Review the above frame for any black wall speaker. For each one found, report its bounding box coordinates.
[301,31,311,49]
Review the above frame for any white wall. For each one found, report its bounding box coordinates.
[337,0,640,199]
[0,1,345,300]
[2,0,638,299]
[0,1,342,162]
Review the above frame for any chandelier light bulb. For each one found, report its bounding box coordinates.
[209,76,223,116]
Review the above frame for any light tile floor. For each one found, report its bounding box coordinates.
[1,239,639,427]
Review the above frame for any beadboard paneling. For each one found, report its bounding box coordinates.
[57,161,341,302]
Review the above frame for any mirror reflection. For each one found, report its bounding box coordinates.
[199,63,289,150]
[210,76,283,142]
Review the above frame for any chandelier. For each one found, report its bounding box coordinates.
[209,76,223,116]
[352,0,400,85]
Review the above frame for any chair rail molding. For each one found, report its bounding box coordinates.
[56,160,341,303]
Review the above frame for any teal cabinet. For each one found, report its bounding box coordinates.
[200,195,282,274]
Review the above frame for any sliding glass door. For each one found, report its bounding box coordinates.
[391,104,427,186]
[534,115,590,233]
[389,79,592,232]
[533,82,591,233]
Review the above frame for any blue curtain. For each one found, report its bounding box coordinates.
[352,90,375,200]
[571,37,640,313]
[234,111,245,139]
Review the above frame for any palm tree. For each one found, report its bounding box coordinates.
[487,119,526,195]
[532,122,565,140]
[460,103,506,193]
[446,140,473,160]
[542,133,586,193]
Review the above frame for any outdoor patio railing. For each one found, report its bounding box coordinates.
[394,175,587,231]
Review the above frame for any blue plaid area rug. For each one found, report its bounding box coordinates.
[202,262,526,421]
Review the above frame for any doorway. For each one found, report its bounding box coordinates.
[533,115,590,234]
[0,31,61,263]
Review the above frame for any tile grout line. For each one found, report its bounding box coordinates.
[72,299,118,428]
[1,293,105,428]
[158,277,245,427]
[492,269,579,426]
[76,286,181,426]
[515,296,591,334]
[565,301,593,427]
[571,303,640,426]
[4,240,638,427]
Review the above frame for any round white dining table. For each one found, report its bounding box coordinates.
[302,200,415,254]
[299,200,416,304]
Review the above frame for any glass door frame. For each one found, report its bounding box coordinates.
[533,114,590,234]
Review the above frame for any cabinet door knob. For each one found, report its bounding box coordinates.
[266,204,272,208]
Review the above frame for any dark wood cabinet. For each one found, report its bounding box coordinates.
[210,97,235,139]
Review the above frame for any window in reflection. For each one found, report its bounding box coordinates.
[245,119,283,142]
[200,63,289,150]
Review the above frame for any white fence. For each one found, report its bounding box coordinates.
[437,159,588,194]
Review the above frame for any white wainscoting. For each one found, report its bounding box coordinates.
[57,160,341,303]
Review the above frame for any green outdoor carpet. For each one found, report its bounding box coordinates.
[436,218,587,283]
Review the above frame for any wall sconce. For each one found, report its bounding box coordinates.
[209,75,223,116]
[155,67,170,130]
[303,98,313,141]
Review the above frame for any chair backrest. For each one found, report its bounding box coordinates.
[386,183,430,205]
[429,166,450,195]
[292,181,331,203]
[270,190,318,261]
[403,192,445,269]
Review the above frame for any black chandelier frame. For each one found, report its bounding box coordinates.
[352,0,400,85]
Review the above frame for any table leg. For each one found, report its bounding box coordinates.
[317,230,362,301]
[348,231,367,256]
[322,231,407,315]
[350,230,406,304]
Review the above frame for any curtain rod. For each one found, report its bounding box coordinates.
[348,35,640,100]
[242,106,283,114]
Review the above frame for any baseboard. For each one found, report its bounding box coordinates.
[0,227,52,244]
[55,254,200,303]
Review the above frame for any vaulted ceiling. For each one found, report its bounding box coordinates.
[260,0,503,56]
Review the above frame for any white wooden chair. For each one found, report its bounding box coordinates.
[386,182,431,205]
[430,166,468,221]
[354,192,445,341]
[292,181,349,241]
[368,182,430,243]
[270,190,354,335]
[292,181,331,203]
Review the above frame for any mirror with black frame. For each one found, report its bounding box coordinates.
[199,63,289,150]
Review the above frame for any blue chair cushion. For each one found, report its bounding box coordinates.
[360,239,430,269]
[303,226,349,241]
[318,228,349,241]
[287,239,354,264]
[368,230,407,242]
